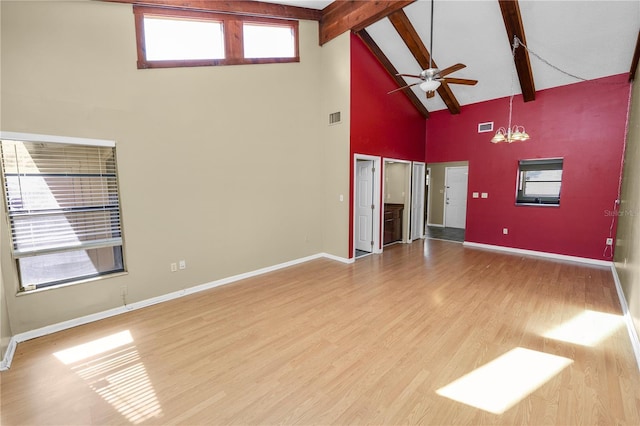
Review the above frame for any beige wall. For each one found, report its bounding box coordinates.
[426,161,468,226]
[614,71,640,343]
[319,33,350,259]
[0,0,349,335]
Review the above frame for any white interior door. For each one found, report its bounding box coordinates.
[444,166,469,229]
[355,160,374,252]
[411,163,425,240]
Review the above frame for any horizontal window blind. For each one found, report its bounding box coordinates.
[519,158,563,171]
[1,140,122,258]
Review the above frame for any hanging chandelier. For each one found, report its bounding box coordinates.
[491,36,530,144]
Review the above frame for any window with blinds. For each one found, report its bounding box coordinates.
[0,134,125,290]
[516,158,563,205]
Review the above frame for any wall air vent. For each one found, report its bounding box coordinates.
[478,122,494,133]
[329,111,341,125]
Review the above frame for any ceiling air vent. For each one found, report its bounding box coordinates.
[329,111,341,125]
[478,122,494,133]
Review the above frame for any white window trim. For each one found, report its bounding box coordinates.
[0,131,114,148]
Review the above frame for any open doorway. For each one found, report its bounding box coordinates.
[426,161,468,243]
[353,155,381,258]
[383,159,411,246]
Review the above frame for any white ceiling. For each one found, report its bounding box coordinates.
[267,1,640,113]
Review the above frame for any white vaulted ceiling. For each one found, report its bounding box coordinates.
[266,0,640,113]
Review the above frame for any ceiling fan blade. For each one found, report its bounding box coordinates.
[438,63,466,77]
[396,73,423,79]
[388,81,421,95]
[442,77,478,86]
[426,91,436,99]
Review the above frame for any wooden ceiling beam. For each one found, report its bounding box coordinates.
[629,30,640,82]
[387,9,461,115]
[498,0,535,102]
[356,29,429,119]
[320,0,415,46]
[102,0,323,21]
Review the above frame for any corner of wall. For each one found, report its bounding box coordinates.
[0,252,14,366]
[613,73,640,359]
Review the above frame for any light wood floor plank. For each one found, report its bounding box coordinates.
[2,239,639,425]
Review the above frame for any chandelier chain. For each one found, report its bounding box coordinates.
[507,35,518,130]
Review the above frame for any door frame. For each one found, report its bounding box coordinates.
[426,166,432,228]
[443,165,469,229]
[353,154,382,257]
[382,158,412,245]
[411,162,426,240]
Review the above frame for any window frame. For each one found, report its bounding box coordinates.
[133,6,300,69]
[0,132,127,292]
[515,158,564,206]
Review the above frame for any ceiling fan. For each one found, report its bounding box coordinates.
[389,0,477,98]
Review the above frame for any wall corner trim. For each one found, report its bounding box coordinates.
[0,252,353,371]
[462,241,613,267]
[0,338,18,371]
[610,265,640,373]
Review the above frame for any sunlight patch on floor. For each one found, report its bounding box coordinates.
[54,330,163,424]
[54,330,133,365]
[542,309,624,347]
[436,347,572,414]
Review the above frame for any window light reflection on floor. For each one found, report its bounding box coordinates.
[53,330,163,424]
[542,309,624,347]
[54,330,133,365]
[436,347,572,414]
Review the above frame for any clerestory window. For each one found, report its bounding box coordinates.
[134,6,299,69]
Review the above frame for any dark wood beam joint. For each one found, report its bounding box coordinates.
[388,9,460,114]
[498,0,535,102]
[356,30,429,119]
[320,0,415,45]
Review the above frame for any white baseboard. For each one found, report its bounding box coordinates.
[321,252,354,264]
[462,241,613,267]
[3,249,638,376]
[0,252,349,371]
[427,223,445,228]
[610,265,640,373]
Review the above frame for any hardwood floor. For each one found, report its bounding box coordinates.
[2,239,639,425]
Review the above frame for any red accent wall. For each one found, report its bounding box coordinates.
[349,33,427,256]
[427,74,630,260]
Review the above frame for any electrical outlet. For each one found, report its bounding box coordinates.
[503,228,509,235]
[179,260,186,270]
[170,262,177,272]
[606,238,613,246]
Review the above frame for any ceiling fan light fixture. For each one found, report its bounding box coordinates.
[419,79,441,92]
